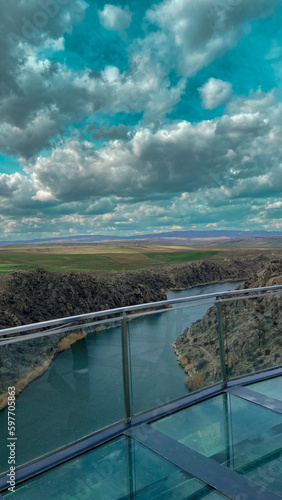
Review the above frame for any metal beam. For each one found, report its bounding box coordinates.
[126,426,282,500]
[226,367,282,387]
[121,315,132,422]
[216,300,228,386]
[228,385,282,414]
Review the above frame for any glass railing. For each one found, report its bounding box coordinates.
[0,285,281,477]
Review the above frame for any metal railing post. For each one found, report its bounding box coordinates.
[216,299,228,387]
[121,313,132,423]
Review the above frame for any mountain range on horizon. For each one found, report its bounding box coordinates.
[1,230,282,247]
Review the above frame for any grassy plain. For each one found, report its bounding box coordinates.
[0,244,219,273]
[1,237,281,273]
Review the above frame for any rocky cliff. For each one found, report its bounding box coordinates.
[0,254,270,328]
[174,259,282,390]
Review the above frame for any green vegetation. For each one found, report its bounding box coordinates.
[0,249,219,273]
[0,254,123,273]
[0,262,36,273]
[145,251,218,263]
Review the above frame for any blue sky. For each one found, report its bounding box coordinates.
[0,0,281,239]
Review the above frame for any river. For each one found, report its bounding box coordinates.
[0,280,243,473]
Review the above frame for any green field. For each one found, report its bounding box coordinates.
[145,251,218,263]
[0,249,219,273]
[0,262,37,273]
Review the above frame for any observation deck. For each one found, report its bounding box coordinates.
[0,285,282,499]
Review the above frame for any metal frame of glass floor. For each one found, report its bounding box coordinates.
[0,285,282,499]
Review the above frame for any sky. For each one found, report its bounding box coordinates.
[0,0,282,240]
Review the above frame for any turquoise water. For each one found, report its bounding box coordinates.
[0,281,241,473]
[151,393,282,496]
[247,376,282,400]
[3,436,228,499]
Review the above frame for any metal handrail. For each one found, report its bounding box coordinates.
[0,285,281,337]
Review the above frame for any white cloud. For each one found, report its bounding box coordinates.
[98,4,132,31]
[32,190,56,202]
[0,173,29,198]
[14,89,279,213]
[0,0,280,168]
[263,219,282,229]
[199,78,232,109]
[1,89,282,236]
[145,0,279,77]
[0,40,185,159]
[206,223,218,227]
[17,90,279,204]
[266,201,282,209]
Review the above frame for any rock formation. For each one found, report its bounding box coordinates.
[0,254,269,328]
[174,259,282,390]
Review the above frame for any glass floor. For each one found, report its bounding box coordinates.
[151,392,282,498]
[2,382,282,499]
[247,375,282,401]
[3,436,228,500]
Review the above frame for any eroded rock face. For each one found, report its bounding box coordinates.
[0,254,269,328]
[175,259,282,390]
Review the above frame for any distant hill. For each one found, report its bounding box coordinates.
[0,235,124,247]
[0,230,282,246]
[127,230,282,239]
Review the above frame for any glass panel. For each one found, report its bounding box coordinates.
[128,296,222,415]
[247,375,282,401]
[2,436,228,499]
[151,393,282,496]
[0,321,124,473]
[224,293,282,379]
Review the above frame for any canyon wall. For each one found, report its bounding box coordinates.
[174,259,282,390]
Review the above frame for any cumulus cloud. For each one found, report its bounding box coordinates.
[145,0,280,76]
[1,89,281,238]
[0,173,26,198]
[0,0,89,158]
[0,47,137,158]
[18,90,280,208]
[0,52,185,159]
[0,0,88,90]
[98,4,132,31]
[0,0,185,160]
[199,78,232,109]
[0,1,282,238]
[4,0,88,44]
[2,0,275,162]
[266,201,282,210]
